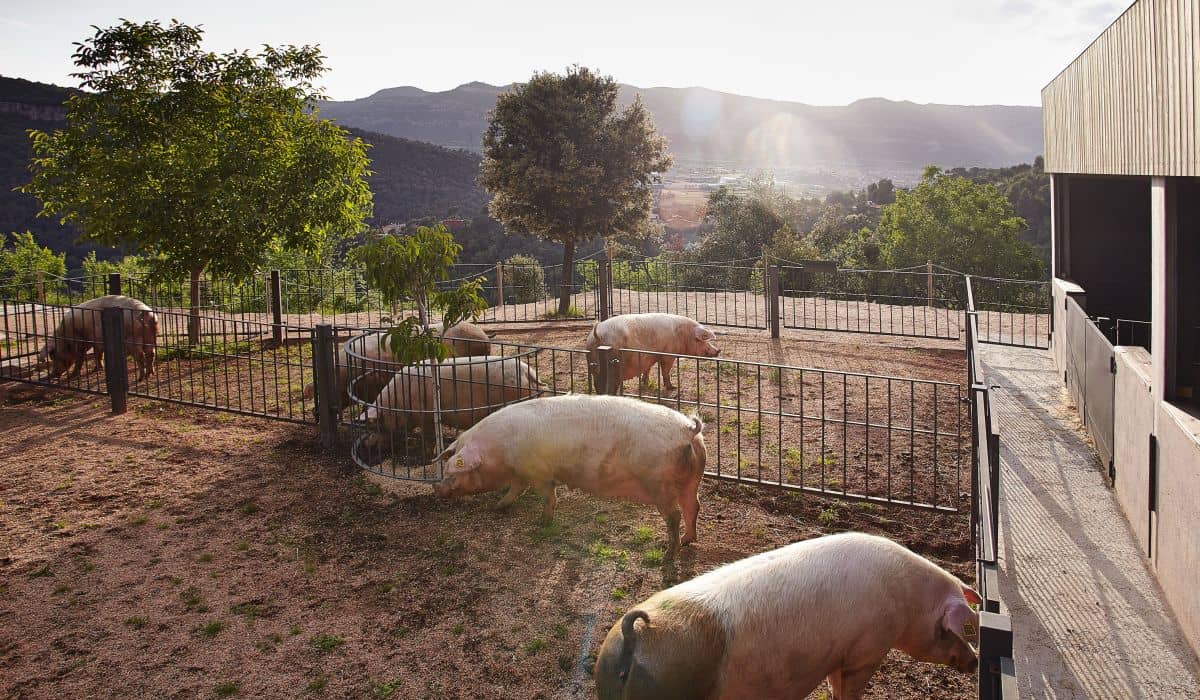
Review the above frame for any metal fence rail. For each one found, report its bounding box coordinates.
[606,260,767,330]
[470,260,600,323]
[969,276,1051,349]
[0,300,109,395]
[780,267,966,340]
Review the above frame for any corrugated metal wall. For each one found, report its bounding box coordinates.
[1043,0,1199,176]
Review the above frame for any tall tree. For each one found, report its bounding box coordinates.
[480,66,671,315]
[22,20,372,342]
[877,167,1043,280]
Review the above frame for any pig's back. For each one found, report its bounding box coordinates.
[77,294,151,312]
[594,313,689,348]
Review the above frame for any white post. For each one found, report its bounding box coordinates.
[1150,177,1169,407]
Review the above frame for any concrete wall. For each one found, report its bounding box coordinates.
[1113,347,1154,552]
[1052,277,1086,375]
[1154,402,1200,653]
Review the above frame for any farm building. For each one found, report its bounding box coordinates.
[1042,0,1200,659]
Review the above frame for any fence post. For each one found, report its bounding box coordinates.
[769,265,781,339]
[926,260,934,307]
[595,345,620,395]
[270,270,283,346]
[496,262,505,308]
[106,272,121,297]
[598,258,611,321]
[978,611,1014,700]
[101,307,128,415]
[313,324,338,448]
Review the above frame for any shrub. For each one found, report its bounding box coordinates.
[502,255,545,303]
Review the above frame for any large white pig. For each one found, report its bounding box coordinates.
[40,295,158,380]
[585,313,720,393]
[594,532,982,700]
[432,394,707,558]
[363,355,545,435]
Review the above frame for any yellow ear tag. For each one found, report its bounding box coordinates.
[455,457,465,467]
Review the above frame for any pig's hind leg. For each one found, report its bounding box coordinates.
[827,658,884,700]
[657,356,677,392]
[533,481,558,522]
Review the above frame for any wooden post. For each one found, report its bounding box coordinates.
[270,270,283,346]
[313,324,338,448]
[496,262,505,308]
[107,272,121,297]
[595,345,619,395]
[101,307,128,415]
[769,265,781,339]
[598,258,611,321]
[927,259,934,308]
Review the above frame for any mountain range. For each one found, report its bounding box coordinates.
[318,82,1044,170]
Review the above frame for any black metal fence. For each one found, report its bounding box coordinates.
[603,260,768,330]
[969,276,1051,349]
[0,300,110,395]
[965,278,1019,700]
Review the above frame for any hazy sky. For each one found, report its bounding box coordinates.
[2,0,1129,105]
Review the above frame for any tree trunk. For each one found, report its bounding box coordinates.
[188,266,202,347]
[558,238,576,316]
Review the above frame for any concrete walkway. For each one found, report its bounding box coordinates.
[980,345,1200,699]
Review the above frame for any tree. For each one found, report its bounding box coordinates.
[867,178,896,205]
[0,231,66,301]
[480,66,671,315]
[350,225,486,364]
[22,20,372,343]
[877,168,1043,280]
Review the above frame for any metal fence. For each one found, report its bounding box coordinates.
[780,266,967,340]
[604,260,767,330]
[1063,296,1117,478]
[969,276,1051,349]
[965,278,1019,700]
[0,300,109,395]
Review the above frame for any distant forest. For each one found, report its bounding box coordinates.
[1,76,1049,274]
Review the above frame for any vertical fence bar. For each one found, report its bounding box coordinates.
[270,270,283,345]
[769,265,781,339]
[107,272,122,297]
[496,262,505,314]
[598,258,611,322]
[313,324,338,448]
[102,307,128,415]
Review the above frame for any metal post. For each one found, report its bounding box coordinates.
[598,258,611,321]
[270,270,283,346]
[769,265,781,339]
[101,307,128,415]
[927,260,934,308]
[977,611,1013,700]
[496,262,505,308]
[313,324,338,448]
[107,272,121,297]
[595,345,620,395]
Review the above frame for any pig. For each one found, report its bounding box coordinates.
[303,324,494,412]
[585,313,720,394]
[40,295,158,380]
[362,355,546,436]
[432,394,707,558]
[594,531,983,700]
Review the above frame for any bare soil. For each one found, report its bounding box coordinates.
[1,373,973,700]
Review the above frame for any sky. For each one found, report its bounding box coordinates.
[1,0,1130,106]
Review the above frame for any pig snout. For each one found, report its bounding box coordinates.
[433,477,460,499]
[705,343,720,357]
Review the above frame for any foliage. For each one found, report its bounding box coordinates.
[481,66,672,314]
[501,255,546,303]
[21,20,373,284]
[945,157,1049,264]
[877,168,1043,281]
[350,225,487,364]
[0,231,67,300]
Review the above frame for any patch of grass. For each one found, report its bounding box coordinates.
[783,447,802,466]
[534,520,564,542]
[52,584,71,596]
[180,586,206,612]
[234,541,249,552]
[553,623,568,639]
[306,676,327,693]
[238,502,261,516]
[642,548,665,567]
[370,678,401,698]
[50,519,68,531]
[230,601,263,624]
[524,638,548,655]
[212,681,239,697]
[818,507,838,526]
[558,654,575,672]
[27,564,52,578]
[631,525,654,545]
[720,424,734,435]
[128,515,148,526]
[588,542,629,569]
[541,306,585,320]
[124,616,149,629]
[376,580,395,594]
[826,479,842,490]
[451,623,465,636]
[309,633,344,653]
[289,624,302,636]
[611,588,628,600]
[195,620,225,638]
[593,513,609,525]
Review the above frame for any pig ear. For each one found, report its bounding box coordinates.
[445,445,482,473]
[961,585,983,607]
[692,325,712,340]
[941,599,979,643]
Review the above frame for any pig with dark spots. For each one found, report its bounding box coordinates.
[594,532,982,700]
[586,313,720,393]
[432,394,706,558]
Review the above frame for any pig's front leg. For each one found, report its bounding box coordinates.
[494,479,527,510]
[828,659,883,700]
[534,481,557,522]
[658,356,677,392]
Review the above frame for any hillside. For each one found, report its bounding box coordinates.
[0,77,489,270]
[319,83,1044,169]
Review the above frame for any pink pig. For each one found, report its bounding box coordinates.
[586,313,720,393]
[594,532,982,700]
[432,393,707,559]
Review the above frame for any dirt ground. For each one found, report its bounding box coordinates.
[0,382,975,700]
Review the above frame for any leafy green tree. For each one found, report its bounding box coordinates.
[693,186,784,263]
[21,20,372,343]
[877,168,1043,280]
[0,231,67,301]
[867,179,896,205]
[480,66,672,315]
[351,225,477,328]
[501,254,546,304]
